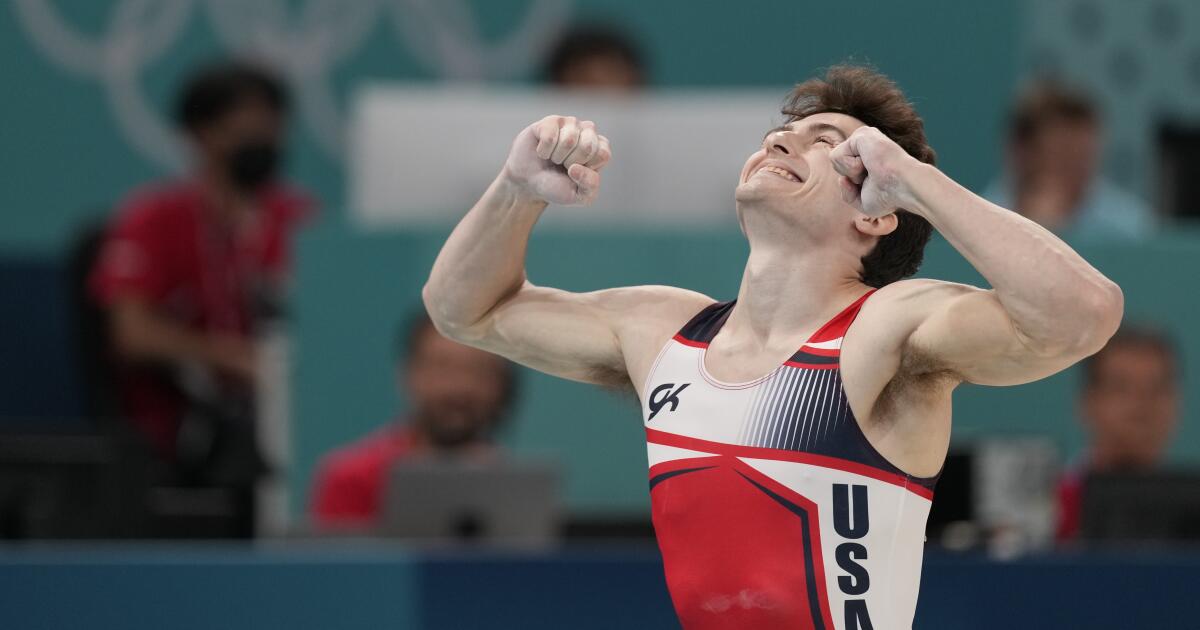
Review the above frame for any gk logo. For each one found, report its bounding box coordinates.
[648,383,690,420]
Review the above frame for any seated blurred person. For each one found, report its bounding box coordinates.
[311,311,517,530]
[984,80,1153,242]
[1056,325,1180,542]
[543,23,646,91]
[89,61,312,515]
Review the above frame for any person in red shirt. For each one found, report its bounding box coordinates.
[90,61,312,505]
[311,311,516,530]
[1056,326,1180,542]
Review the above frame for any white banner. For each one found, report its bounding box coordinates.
[349,86,789,229]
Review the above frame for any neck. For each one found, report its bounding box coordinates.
[728,238,869,346]
[197,163,255,228]
[1086,446,1157,473]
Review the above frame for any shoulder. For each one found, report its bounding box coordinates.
[594,285,715,336]
[872,277,983,303]
[860,278,983,322]
[593,285,714,314]
[93,183,197,285]
[1085,180,1153,234]
[586,286,715,392]
[841,281,975,423]
[112,181,197,229]
[849,279,986,353]
[1093,179,1150,213]
[316,425,412,483]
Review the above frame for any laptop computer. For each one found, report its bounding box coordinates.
[379,456,562,548]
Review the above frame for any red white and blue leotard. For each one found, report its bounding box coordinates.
[641,291,939,630]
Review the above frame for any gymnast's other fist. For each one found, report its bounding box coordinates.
[500,115,612,206]
[829,125,924,219]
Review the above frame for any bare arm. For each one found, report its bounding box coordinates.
[423,116,708,388]
[109,297,256,382]
[831,127,1123,385]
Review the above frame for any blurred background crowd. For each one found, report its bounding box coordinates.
[2,1,1200,628]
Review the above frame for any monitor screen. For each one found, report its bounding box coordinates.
[1081,470,1200,544]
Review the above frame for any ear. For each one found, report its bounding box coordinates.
[854,213,898,238]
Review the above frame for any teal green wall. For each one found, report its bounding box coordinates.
[2,1,1017,254]
[11,2,1121,518]
[294,228,1200,516]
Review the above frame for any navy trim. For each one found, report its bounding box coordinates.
[787,351,839,365]
[648,465,716,491]
[676,301,736,343]
[835,383,941,493]
[736,470,828,630]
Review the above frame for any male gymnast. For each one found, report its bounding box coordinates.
[423,65,1122,629]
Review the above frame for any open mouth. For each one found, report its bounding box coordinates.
[755,164,802,183]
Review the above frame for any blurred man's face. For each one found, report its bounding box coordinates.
[191,99,284,192]
[1081,343,1179,469]
[1014,119,1100,198]
[404,328,509,450]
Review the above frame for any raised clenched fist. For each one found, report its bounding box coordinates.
[501,115,612,206]
[829,126,921,218]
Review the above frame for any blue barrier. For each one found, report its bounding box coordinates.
[0,544,420,630]
[0,544,1194,629]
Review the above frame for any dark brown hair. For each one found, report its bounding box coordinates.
[175,60,288,134]
[543,24,645,85]
[782,64,936,288]
[1009,80,1098,145]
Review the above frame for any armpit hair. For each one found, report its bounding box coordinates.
[589,364,638,401]
[871,344,958,428]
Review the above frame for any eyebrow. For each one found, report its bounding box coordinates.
[762,121,848,141]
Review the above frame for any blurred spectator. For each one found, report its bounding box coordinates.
[88,60,313,533]
[1056,325,1181,542]
[984,80,1154,242]
[310,311,517,530]
[543,23,646,91]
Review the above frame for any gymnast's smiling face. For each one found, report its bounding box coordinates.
[734,112,868,245]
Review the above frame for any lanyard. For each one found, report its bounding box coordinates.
[192,191,266,334]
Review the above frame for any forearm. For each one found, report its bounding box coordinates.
[905,163,1123,350]
[423,172,548,336]
[111,301,244,369]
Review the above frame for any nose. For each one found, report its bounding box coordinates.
[765,130,794,156]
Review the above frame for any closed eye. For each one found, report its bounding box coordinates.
[815,136,837,146]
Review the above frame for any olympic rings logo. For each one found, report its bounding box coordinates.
[12,0,569,170]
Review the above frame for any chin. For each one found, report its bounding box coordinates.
[737,187,795,219]
[734,179,772,204]
[733,180,753,200]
